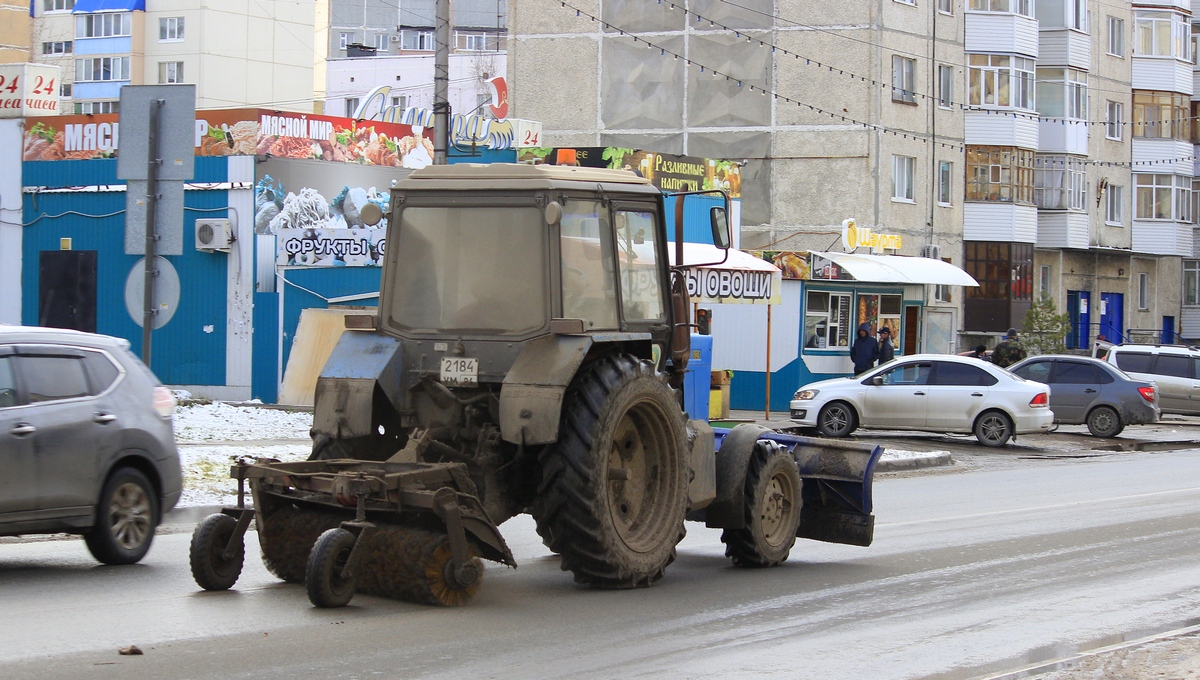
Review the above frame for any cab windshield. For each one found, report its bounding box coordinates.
[386,206,547,334]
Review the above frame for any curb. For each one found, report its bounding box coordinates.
[876,452,953,472]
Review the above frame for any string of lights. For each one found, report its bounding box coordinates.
[557,2,1199,168]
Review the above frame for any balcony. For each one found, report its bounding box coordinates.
[1038,29,1090,70]
[964,202,1038,243]
[965,111,1038,149]
[1132,220,1193,255]
[1037,211,1090,249]
[1131,58,1193,94]
[965,12,1039,58]
[1131,138,1194,175]
[1038,120,1088,155]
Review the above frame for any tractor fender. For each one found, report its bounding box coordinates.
[312,331,404,439]
[499,335,593,445]
[702,423,770,529]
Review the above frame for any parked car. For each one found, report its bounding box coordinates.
[1096,343,1200,416]
[789,354,1053,447]
[0,326,182,564]
[1008,356,1158,437]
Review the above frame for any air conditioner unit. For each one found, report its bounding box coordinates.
[921,244,942,260]
[196,218,233,252]
[390,35,401,42]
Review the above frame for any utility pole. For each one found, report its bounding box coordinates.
[434,0,450,165]
[142,98,163,364]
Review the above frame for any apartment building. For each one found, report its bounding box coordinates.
[1,0,32,64]
[509,0,1191,351]
[319,0,506,118]
[29,0,314,114]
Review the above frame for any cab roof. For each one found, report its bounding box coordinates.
[396,163,662,195]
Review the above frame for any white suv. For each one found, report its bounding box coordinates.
[1099,344,1200,416]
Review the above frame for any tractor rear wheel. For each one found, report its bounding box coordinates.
[533,355,689,588]
[720,441,802,568]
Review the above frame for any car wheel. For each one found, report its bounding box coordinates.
[1086,406,1123,438]
[816,402,856,438]
[974,411,1013,448]
[84,467,159,565]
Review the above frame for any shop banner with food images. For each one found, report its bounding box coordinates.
[516,147,742,199]
[22,108,434,167]
[275,228,386,267]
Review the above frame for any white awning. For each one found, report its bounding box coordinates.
[667,244,782,305]
[666,243,780,273]
[808,251,978,286]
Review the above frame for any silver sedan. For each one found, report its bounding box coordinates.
[789,354,1053,447]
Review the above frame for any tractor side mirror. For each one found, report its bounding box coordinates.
[871,376,883,386]
[710,207,730,250]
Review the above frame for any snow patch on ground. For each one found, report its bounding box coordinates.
[173,402,312,442]
[179,444,309,507]
[881,448,950,462]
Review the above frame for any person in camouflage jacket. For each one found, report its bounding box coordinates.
[991,328,1027,368]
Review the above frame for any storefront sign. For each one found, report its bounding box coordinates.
[682,268,781,305]
[22,108,433,166]
[754,251,810,280]
[352,79,542,150]
[276,228,386,267]
[841,218,902,254]
[0,63,60,118]
[517,147,742,198]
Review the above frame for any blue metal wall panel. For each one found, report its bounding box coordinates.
[21,158,232,386]
[73,36,132,55]
[279,267,382,370]
[252,291,279,403]
[73,81,127,100]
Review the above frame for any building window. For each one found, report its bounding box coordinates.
[1106,185,1124,225]
[938,161,953,205]
[75,57,130,82]
[42,41,72,55]
[76,13,132,38]
[1035,156,1087,211]
[938,0,952,14]
[937,64,953,108]
[893,155,915,202]
[158,61,184,84]
[1138,273,1150,310]
[374,34,388,52]
[1039,265,1051,295]
[43,0,73,11]
[159,17,184,41]
[966,146,1035,204]
[390,94,408,109]
[967,54,1034,109]
[1107,16,1124,55]
[74,100,119,114]
[1035,67,1087,120]
[340,33,351,50]
[345,97,360,118]
[895,0,916,6]
[1106,101,1123,140]
[1037,0,1086,30]
[401,29,434,51]
[1135,174,1193,222]
[804,291,852,349]
[1134,11,1189,60]
[456,31,498,51]
[1185,260,1200,306]
[965,242,1034,301]
[60,82,71,97]
[967,0,1031,16]
[1133,91,1189,140]
[891,56,916,104]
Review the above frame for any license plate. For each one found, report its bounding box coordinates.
[440,357,478,387]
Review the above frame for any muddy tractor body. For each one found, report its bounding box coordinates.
[190,164,882,607]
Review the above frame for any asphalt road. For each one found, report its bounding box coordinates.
[2,448,1198,680]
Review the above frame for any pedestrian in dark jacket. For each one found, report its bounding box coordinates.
[877,326,895,366]
[991,328,1027,368]
[850,322,879,374]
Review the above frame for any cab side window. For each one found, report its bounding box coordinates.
[0,357,19,408]
[613,209,665,323]
[17,355,91,403]
[1012,360,1051,383]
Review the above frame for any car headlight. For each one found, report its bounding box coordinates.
[793,389,819,401]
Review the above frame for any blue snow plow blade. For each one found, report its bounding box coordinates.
[714,428,883,547]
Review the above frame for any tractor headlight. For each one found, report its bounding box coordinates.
[793,389,819,401]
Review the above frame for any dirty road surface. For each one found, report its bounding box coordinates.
[1,447,1197,679]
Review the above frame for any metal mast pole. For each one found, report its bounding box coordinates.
[141,98,163,364]
[433,0,451,165]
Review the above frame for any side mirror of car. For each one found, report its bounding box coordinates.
[871,376,883,386]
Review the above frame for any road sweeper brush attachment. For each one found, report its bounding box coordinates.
[189,458,514,608]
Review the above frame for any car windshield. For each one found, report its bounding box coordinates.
[385,206,547,334]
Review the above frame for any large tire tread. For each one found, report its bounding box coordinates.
[84,467,159,566]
